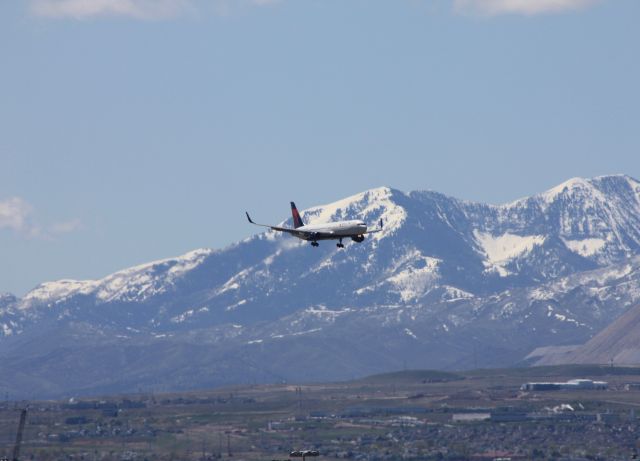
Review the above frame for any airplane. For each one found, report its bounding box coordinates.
[246,202,383,248]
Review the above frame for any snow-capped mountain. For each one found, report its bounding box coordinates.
[2,175,640,398]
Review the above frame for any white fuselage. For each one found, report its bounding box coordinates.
[296,220,367,240]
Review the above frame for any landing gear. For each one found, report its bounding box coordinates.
[336,238,345,249]
[311,241,319,247]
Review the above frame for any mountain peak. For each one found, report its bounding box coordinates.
[539,177,595,203]
[301,186,405,238]
[540,174,639,199]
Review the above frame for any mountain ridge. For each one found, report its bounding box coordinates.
[2,174,640,398]
[9,174,640,303]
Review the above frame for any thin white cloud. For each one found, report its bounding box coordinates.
[0,197,35,236]
[30,0,280,20]
[454,0,599,16]
[28,0,601,20]
[50,218,84,235]
[31,0,194,20]
[0,197,82,239]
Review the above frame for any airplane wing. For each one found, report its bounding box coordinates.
[364,218,384,234]
[246,212,333,239]
[246,212,298,234]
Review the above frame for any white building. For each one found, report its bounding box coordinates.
[521,379,607,391]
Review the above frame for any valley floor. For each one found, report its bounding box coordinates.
[2,365,640,461]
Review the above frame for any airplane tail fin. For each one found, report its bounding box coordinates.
[290,202,305,228]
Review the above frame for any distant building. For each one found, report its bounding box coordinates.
[452,413,491,422]
[521,382,562,391]
[520,379,607,391]
[471,450,524,460]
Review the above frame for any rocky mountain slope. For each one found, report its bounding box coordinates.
[529,298,640,367]
[2,175,640,398]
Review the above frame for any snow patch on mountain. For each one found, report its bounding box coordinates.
[563,237,606,257]
[271,328,322,339]
[24,279,99,305]
[386,255,440,302]
[301,306,351,322]
[170,306,209,324]
[168,249,213,276]
[226,299,247,311]
[2,322,16,336]
[216,267,253,296]
[440,286,474,302]
[404,328,418,339]
[530,287,555,301]
[630,176,640,201]
[474,230,545,276]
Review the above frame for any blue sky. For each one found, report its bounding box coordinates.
[1,0,639,295]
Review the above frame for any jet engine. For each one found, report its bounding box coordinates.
[351,235,365,243]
